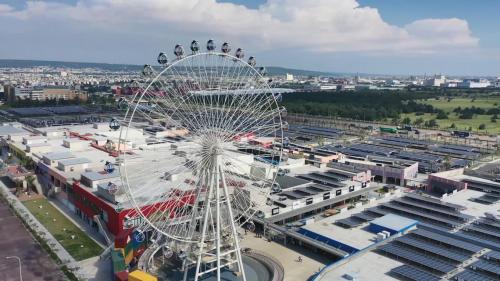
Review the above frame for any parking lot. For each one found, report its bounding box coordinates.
[0,201,66,281]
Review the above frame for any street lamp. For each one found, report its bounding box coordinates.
[5,256,22,281]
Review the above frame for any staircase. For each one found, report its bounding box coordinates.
[93,215,112,245]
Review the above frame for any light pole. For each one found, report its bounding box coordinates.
[5,256,22,281]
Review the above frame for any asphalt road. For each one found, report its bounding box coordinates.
[0,201,66,281]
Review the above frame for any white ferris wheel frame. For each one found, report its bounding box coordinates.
[118,51,284,244]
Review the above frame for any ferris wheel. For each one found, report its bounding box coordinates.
[118,40,285,280]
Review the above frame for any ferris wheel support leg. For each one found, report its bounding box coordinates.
[182,259,189,281]
[194,171,215,281]
[218,163,247,281]
[215,159,222,281]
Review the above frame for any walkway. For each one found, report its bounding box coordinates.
[0,201,66,281]
[0,179,85,279]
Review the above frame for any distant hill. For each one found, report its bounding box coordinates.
[0,59,341,76]
[0,59,141,72]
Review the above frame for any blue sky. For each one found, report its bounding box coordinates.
[0,0,498,76]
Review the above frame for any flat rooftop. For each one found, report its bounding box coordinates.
[303,219,377,250]
[370,214,418,232]
[441,189,497,217]
[42,151,75,161]
[58,157,91,166]
[0,125,27,136]
[315,251,401,281]
[301,191,404,250]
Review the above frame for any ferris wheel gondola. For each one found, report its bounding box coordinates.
[157,52,168,66]
[221,42,231,54]
[109,118,120,131]
[206,39,216,51]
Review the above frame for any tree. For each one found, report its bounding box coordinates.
[316,136,325,146]
[450,123,456,129]
[479,124,486,130]
[14,179,23,196]
[491,114,498,123]
[436,111,448,119]
[25,175,36,194]
[414,118,424,126]
[443,155,451,170]
[428,119,438,128]
[402,117,412,125]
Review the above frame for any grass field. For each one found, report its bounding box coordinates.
[24,198,103,261]
[405,96,500,134]
[421,96,500,111]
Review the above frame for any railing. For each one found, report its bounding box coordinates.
[93,214,112,245]
[244,249,285,281]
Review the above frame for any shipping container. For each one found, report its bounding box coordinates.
[379,127,398,133]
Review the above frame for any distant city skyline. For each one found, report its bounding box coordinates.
[0,0,499,76]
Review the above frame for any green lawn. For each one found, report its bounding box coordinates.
[405,96,500,134]
[421,96,500,111]
[24,198,103,261]
[401,112,500,135]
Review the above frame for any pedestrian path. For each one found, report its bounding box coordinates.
[0,180,86,279]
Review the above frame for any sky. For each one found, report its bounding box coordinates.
[0,0,499,76]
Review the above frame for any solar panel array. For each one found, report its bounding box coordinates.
[464,179,500,205]
[297,173,345,188]
[471,259,500,276]
[287,125,343,139]
[348,143,398,157]
[431,146,480,159]
[394,197,473,221]
[380,202,461,228]
[473,194,499,204]
[484,251,500,262]
[404,193,466,211]
[452,269,498,281]
[465,225,500,241]
[378,243,456,274]
[390,265,440,281]
[376,139,411,148]
[441,144,480,153]
[452,231,500,252]
[9,106,89,116]
[396,151,443,163]
[395,235,471,262]
[335,217,365,228]
[9,107,51,116]
[381,136,431,147]
[411,229,483,253]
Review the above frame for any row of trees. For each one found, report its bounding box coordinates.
[282,91,500,124]
[10,96,85,107]
[282,91,439,121]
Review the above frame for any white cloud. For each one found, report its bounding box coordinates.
[0,0,479,55]
[0,4,14,14]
